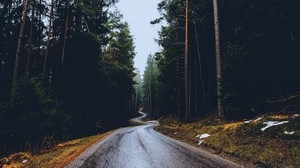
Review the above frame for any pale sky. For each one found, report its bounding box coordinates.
[113,0,162,75]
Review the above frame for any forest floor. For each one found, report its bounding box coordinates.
[2,113,299,167]
[0,131,113,168]
[156,112,300,168]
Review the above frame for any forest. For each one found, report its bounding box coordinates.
[0,0,138,157]
[1,0,300,161]
[143,0,300,121]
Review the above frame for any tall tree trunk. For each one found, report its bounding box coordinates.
[147,89,150,117]
[185,0,190,121]
[135,91,138,113]
[194,45,197,116]
[189,47,192,118]
[176,58,183,121]
[42,0,54,86]
[26,0,35,78]
[213,0,223,117]
[38,0,42,71]
[12,0,30,97]
[149,80,152,117]
[194,22,208,116]
[61,0,70,65]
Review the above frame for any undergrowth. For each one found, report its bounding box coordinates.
[157,113,300,167]
[0,132,112,168]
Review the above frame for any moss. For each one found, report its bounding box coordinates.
[157,114,300,167]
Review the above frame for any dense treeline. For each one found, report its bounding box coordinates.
[143,0,300,121]
[0,0,136,156]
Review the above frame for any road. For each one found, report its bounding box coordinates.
[67,112,242,168]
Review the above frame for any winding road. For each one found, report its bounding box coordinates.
[67,112,242,168]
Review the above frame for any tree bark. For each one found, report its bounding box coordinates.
[26,0,35,78]
[176,57,183,121]
[185,0,190,121]
[194,22,208,116]
[61,0,70,65]
[12,0,30,97]
[42,0,54,86]
[213,0,223,117]
[38,0,42,69]
[149,80,152,117]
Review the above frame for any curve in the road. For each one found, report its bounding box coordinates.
[67,112,243,168]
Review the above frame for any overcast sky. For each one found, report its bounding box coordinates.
[113,0,162,76]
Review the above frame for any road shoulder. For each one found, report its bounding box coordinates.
[155,114,300,168]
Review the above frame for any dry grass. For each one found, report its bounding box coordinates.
[156,114,300,167]
[1,131,112,168]
[269,115,290,119]
[223,122,243,130]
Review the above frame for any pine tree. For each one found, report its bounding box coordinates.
[12,0,30,97]
[213,0,223,117]
[43,0,54,86]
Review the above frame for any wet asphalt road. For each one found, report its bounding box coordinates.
[67,112,242,168]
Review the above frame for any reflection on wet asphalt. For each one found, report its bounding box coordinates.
[67,113,242,168]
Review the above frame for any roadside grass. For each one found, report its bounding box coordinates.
[0,131,112,168]
[156,113,300,167]
[128,119,144,126]
[128,121,141,126]
[0,115,145,168]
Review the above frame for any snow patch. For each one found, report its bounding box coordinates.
[22,160,28,163]
[284,131,295,135]
[147,120,159,124]
[244,117,263,124]
[197,140,204,145]
[196,133,211,145]
[261,121,289,131]
[174,132,178,135]
[293,114,299,118]
[244,120,252,124]
[254,117,263,122]
[199,133,211,139]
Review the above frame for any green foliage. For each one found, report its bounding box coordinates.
[0,78,70,152]
[222,42,251,119]
[133,69,143,112]
[0,0,136,156]
[151,0,217,120]
[142,54,162,118]
[153,0,300,120]
[220,0,300,118]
